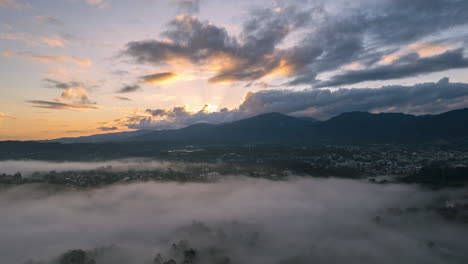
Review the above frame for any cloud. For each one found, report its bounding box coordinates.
[35,15,63,26]
[124,105,232,130]
[239,78,468,119]
[85,0,109,8]
[140,72,177,85]
[26,78,99,111]
[123,6,314,83]
[97,126,118,131]
[0,112,15,119]
[42,78,96,104]
[59,87,95,104]
[365,0,468,44]
[316,49,468,87]
[123,0,468,86]
[287,0,468,86]
[0,0,30,8]
[124,15,236,65]
[43,79,84,90]
[3,51,91,67]
[114,96,133,101]
[174,0,200,14]
[117,84,141,93]
[125,78,468,129]
[27,100,99,111]
[0,33,67,47]
[38,36,66,47]
[0,33,26,41]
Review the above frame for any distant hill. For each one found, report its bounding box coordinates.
[42,130,153,144]
[40,108,468,145]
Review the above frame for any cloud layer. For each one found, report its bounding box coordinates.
[122,0,468,87]
[125,78,468,129]
[123,5,314,84]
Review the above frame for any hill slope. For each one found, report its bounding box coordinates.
[42,108,468,144]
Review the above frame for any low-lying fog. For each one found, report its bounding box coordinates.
[1,175,468,264]
[0,159,207,175]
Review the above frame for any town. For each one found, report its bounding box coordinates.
[2,143,468,188]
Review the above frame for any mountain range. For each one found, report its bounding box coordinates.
[43,108,468,145]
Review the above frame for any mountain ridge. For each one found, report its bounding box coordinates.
[40,108,468,144]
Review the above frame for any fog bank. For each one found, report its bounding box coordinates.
[0,159,211,176]
[1,177,468,264]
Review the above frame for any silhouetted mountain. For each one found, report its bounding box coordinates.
[39,108,468,145]
[296,116,318,123]
[110,113,313,144]
[42,130,153,143]
[315,108,468,144]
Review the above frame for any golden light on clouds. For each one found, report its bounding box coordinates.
[208,75,238,84]
[379,53,403,64]
[159,52,247,84]
[342,62,363,70]
[0,33,66,47]
[3,51,92,67]
[409,42,453,57]
[0,112,15,121]
[200,104,219,113]
[204,53,244,73]
[267,59,296,77]
[38,36,66,47]
[141,72,178,85]
[379,42,455,64]
[206,55,298,84]
[58,87,90,102]
[85,0,109,8]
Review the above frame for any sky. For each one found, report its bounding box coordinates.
[1,0,468,140]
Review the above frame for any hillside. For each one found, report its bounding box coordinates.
[40,108,468,144]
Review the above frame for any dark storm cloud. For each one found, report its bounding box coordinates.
[123,0,468,86]
[117,84,141,93]
[124,5,315,83]
[238,77,468,119]
[126,78,468,129]
[124,15,237,64]
[316,49,468,87]
[366,0,468,44]
[285,16,368,85]
[288,0,468,86]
